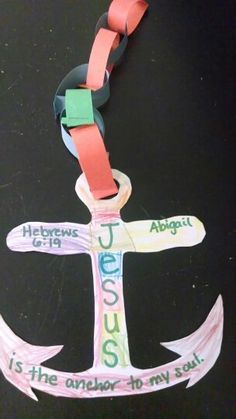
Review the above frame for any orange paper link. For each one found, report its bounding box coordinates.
[86,28,120,90]
[108,0,149,35]
[69,124,118,199]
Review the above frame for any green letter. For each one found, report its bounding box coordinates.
[150,221,159,233]
[15,361,23,374]
[102,340,119,368]
[102,279,119,306]
[100,253,119,275]
[175,367,182,378]
[49,375,58,386]
[169,221,177,235]
[187,217,193,227]
[158,220,166,232]
[65,379,75,388]
[98,223,119,249]
[104,313,120,334]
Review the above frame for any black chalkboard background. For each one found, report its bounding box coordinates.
[0,1,235,418]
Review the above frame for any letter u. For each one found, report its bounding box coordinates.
[104,313,120,334]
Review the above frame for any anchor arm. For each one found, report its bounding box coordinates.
[0,296,223,399]
[6,222,90,255]
[124,216,206,253]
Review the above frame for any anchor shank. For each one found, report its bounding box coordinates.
[90,250,131,369]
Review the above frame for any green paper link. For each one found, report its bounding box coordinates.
[63,89,94,127]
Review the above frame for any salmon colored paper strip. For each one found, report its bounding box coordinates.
[86,28,120,90]
[69,124,118,199]
[108,0,149,35]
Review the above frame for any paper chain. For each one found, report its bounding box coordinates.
[53,0,149,199]
[1,0,224,401]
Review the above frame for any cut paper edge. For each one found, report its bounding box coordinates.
[161,295,223,387]
[70,125,118,199]
[86,28,120,90]
[108,0,149,35]
[0,295,223,400]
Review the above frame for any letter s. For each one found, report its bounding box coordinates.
[175,367,182,378]
[102,279,119,306]
[15,361,23,374]
[102,340,118,368]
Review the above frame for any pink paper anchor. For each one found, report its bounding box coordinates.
[3,169,223,400]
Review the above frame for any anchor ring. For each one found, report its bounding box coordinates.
[75,169,132,212]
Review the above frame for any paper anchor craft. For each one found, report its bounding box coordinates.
[3,169,223,400]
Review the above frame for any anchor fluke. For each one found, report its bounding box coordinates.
[160,295,223,388]
[0,314,63,401]
[0,297,224,399]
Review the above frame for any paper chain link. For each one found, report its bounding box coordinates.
[53,0,149,199]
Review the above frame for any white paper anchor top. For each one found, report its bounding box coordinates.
[7,169,206,255]
[75,169,132,213]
